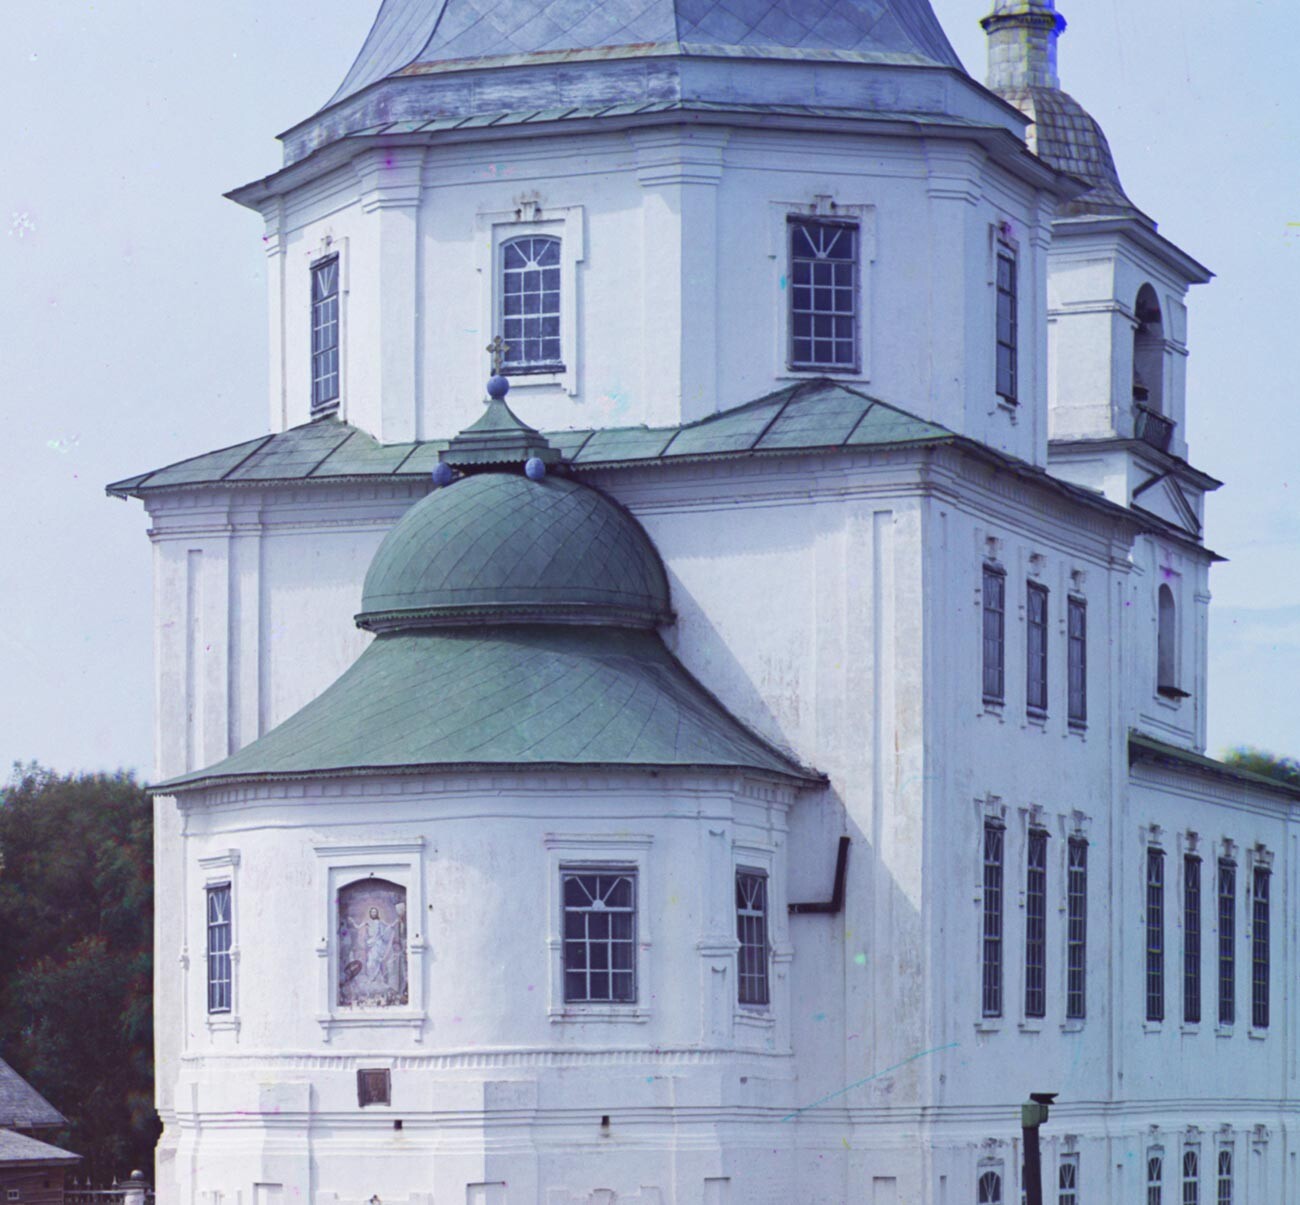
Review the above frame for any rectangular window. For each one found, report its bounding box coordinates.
[501,235,562,371]
[1058,1154,1079,1205]
[1026,582,1049,715]
[562,869,636,1004]
[788,219,858,371]
[982,565,1006,703]
[1183,1150,1200,1205]
[996,249,1018,402]
[982,821,1005,1017]
[310,256,340,411]
[1252,865,1270,1029]
[1184,855,1201,1024]
[206,883,232,1014]
[1216,1149,1232,1205]
[1024,829,1048,1018]
[356,1068,391,1107]
[1217,859,1235,1025]
[1067,597,1087,725]
[735,870,770,1007]
[1148,1153,1164,1205]
[1146,848,1165,1022]
[1066,837,1087,1019]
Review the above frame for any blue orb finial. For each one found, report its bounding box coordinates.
[431,462,455,487]
[486,374,509,401]
[524,457,546,481]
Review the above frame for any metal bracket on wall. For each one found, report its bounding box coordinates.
[788,836,850,915]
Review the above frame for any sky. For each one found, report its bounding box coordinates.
[0,1,1295,778]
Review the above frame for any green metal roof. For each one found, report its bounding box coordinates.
[106,380,953,497]
[1129,731,1300,802]
[359,472,671,629]
[155,626,819,792]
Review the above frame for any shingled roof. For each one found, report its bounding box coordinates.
[0,1129,79,1167]
[0,1060,65,1131]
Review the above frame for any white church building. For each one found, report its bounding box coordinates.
[109,0,1299,1201]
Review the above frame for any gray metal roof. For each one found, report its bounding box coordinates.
[0,1060,65,1132]
[330,0,964,107]
[0,1129,79,1167]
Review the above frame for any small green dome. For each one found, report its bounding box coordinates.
[358,472,672,630]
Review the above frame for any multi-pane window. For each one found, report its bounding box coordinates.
[562,869,636,1003]
[1183,1150,1200,1205]
[206,884,232,1014]
[982,821,1005,1017]
[1067,597,1087,725]
[310,256,340,411]
[1024,829,1048,1018]
[1148,1153,1164,1205]
[501,236,562,371]
[789,219,858,370]
[1184,855,1201,1024]
[1216,1150,1232,1205]
[1026,582,1049,715]
[982,566,1006,703]
[978,1169,1003,1204]
[996,249,1018,402]
[1252,865,1270,1029]
[1146,848,1165,1022]
[1066,837,1087,1020]
[1218,859,1236,1025]
[736,870,770,1007]
[1058,1155,1079,1205]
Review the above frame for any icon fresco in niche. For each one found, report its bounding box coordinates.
[337,878,408,1007]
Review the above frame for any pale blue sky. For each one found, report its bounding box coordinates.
[0,1,1295,777]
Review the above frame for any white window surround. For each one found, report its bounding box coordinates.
[312,839,427,1042]
[544,833,652,1024]
[197,849,241,1035]
[306,236,349,420]
[476,204,585,397]
[988,219,1021,416]
[731,840,788,1032]
[768,198,876,385]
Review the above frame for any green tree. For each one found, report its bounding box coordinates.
[0,764,157,1184]
[1222,746,1300,788]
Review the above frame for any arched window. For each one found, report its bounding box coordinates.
[1157,584,1180,695]
[1148,1152,1164,1205]
[501,235,562,372]
[1133,284,1165,413]
[977,1169,1002,1204]
[1183,1150,1200,1205]
[337,878,408,1007]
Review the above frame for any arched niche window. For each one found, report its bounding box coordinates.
[1157,583,1186,698]
[1133,284,1165,414]
[501,235,562,373]
[337,878,408,1008]
[977,1169,1002,1204]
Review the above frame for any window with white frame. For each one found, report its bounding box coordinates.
[1184,854,1201,1024]
[1215,1148,1232,1205]
[1218,857,1236,1025]
[982,565,1006,704]
[788,218,858,371]
[735,869,770,1008]
[982,820,1005,1017]
[1024,828,1048,1018]
[978,1168,1003,1204]
[310,256,340,412]
[1147,846,1165,1022]
[995,246,1018,403]
[1148,1152,1164,1205]
[206,883,232,1014]
[1252,863,1270,1029]
[1066,836,1087,1020]
[1026,581,1048,715]
[500,235,562,372]
[562,869,636,1004]
[1183,1149,1200,1205]
[1058,1154,1079,1205]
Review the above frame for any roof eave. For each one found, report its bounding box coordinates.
[1051,214,1213,284]
[1130,731,1300,803]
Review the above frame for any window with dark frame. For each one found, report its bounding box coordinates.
[562,869,636,1004]
[1067,597,1087,725]
[356,1068,391,1107]
[206,883,232,1014]
[1184,854,1201,1024]
[735,869,770,1008]
[1218,858,1236,1026]
[1183,1150,1199,1205]
[1026,582,1049,715]
[310,256,340,412]
[1058,1155,1078,1205]
[996,248,1018,402]
[788,218,858,371]
[1066,837,1087,1020]
[1148,1153,1164,1205]
[1216,1149,1232,1205]
[1146,847,1165,1022]
[501,235,562,372]
[1024,828,1048,1018]
[1252,864,1270,1029]
[982,820,1005,1018]
[978,1169,1003,1205]
[983,565,1006,704]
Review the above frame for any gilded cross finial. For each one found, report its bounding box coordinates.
[486,335,510,375]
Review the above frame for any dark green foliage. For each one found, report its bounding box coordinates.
[0,764,158,1185]
[1223,746,1300,789]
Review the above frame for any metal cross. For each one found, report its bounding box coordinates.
[486,335,510,375]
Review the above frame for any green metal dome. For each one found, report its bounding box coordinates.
[358,472,672,631]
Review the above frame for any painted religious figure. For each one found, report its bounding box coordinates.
[337,878,408,1007]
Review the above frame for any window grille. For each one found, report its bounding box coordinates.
[1252,865,1270,1029]
[1218,859,1236,1025]
[501,236,562,371]
[562,870,636,1003]
[1024,829,1048,1018]
[1216,1149,1232,1205]
[996,249,1018,402]
[982,821,1005,1017]
[1185,855,1202,1024]
[1146,848,1165,1022]
[978,1169,1003,1205]
[735,870,770,1007]
[1026,582,1048,715]
[206,883,232,1014]
[788,219,858,370]
[310,256,340,411]
[1058,1155,1078,1205]
[1148,1153,1163,1205]
[1066,837,1087,1019]
[1183,1150,1199,1205]
[982,566,1006,703]
[1067,597,1086,725]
